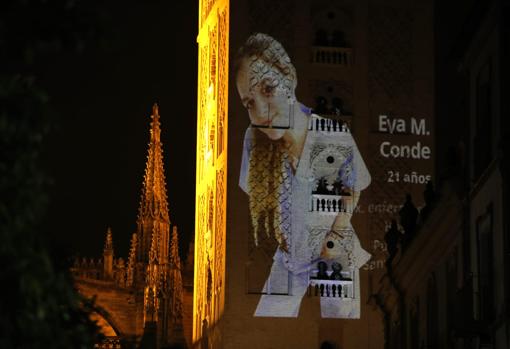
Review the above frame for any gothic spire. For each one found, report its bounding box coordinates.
[126,232,138,287]
[104,227,113,251]
[103,227,114,279]
[137,104,171,263]
[169,226,182,270]
[168,226,184,326]
[138,103,169,221]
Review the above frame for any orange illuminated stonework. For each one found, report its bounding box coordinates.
[71,105,186,349]
[193,0,229,347]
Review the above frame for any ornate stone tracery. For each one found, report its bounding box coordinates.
[194,1,229,347]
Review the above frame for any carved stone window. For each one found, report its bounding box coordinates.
[208,188,214,232]
[309,80,353,121]
[209,24,218,99]
[216,9,227,158]
[311,4,352,48]
[310,4,353,66]
[209,122,215,165]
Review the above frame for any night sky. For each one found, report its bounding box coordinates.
[32,0,478,263]
[40,1,199,260]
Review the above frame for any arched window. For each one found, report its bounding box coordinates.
[314,96,329,114]
[311,7,352,48]
[315,29,329,46]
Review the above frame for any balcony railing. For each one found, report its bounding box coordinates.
[311,46,353,66]
[311,194,351,214]
[308,270,355,299]
[308,115,349,133]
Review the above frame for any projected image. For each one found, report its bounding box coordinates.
[236,33,371,318]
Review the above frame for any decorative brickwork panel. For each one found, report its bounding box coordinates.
[194,2,229,346]
[214,168,225,320]
[368,5,414,110]
[209,23,218,99]
[217,8,228,158]
[201,0,216,27]
[367,3,415,239]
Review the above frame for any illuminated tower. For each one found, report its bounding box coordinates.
[193,0,435,348]
[194,0,229,347]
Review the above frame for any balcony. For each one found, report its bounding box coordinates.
[308,115,350,133]
[311,194,351,215]
[311,46,353,66]
[308,269,354,299]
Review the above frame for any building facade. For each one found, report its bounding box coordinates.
[376,1,510,348]
[194,0,435,348]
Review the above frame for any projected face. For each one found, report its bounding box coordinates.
[236,56,294,140]
[237,33,371,320]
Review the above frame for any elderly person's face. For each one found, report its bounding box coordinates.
[236,56,294,140]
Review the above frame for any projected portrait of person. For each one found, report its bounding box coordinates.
[236,33,371,318]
